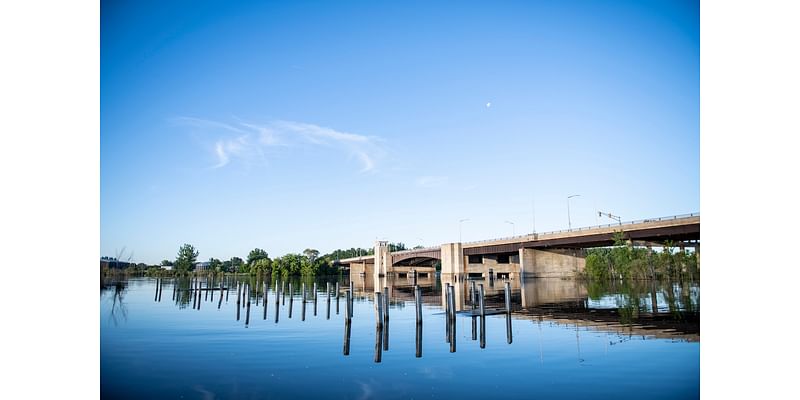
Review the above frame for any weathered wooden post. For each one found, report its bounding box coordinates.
[205,276,209,302]
[344,290,351,320]
[504,281,511,314]
[374,292,384,327]
[383,286,389,322]
[301,288,307,322]
[326,282,331,320]
[263,281,268,320]
[236,282,241,309]
[288,282,294,319]
[274,282,280,323]
[445,284,451,343]
[448,285,456,353]
[245,284,251,327]
[172,278,176,301]
[155,278,159,301]
[415,285,423,324]
[302,282,306,302]
[218,281,223,309]
[348,285,354,317]
[197,281,202,310]
[447,285,456,321]
[479,283,485,318]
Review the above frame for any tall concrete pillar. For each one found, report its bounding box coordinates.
[374,241,390,279]
[518,248,585,279]
[440,243,465,275]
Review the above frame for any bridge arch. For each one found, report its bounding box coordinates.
[392,248,441,266]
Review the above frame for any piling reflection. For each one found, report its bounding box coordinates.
[106,274,699,364]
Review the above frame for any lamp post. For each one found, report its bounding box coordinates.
[567,194,581,230]
[459,218,470,243]
[504,220,515,236]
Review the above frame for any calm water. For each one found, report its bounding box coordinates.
[101,274,699,399]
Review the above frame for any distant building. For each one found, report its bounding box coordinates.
[195,261,211,271]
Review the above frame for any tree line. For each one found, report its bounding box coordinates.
[584,232,699,281]
[140,242,408,277]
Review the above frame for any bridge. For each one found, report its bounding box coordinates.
[336,213,699,280]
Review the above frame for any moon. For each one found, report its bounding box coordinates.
[486,102,492,108]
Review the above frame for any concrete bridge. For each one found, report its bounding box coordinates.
[336,213,699,281]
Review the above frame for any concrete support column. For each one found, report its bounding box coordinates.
[374,241,390,279]
[518,248,586,279]
[440,243,465,275]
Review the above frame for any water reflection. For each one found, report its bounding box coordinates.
[103,273,700,359]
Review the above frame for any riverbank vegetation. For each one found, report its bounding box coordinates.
[584,232,699,281]
[101,242,409,278]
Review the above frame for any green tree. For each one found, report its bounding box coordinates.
[175,244,198,273]
[160,259,173,267]
[303,248,319,264]
[209,257,223,272]
[250,258,272,275]
[230,256,244,272]
[247,248,269,266]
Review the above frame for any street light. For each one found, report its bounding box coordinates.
[504,220,515,236]
[567,194,581,230]
[459,218,470,243]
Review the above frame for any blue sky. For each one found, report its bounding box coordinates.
[101,0,699,264]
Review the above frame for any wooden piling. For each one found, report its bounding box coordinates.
[415,285,422,324]
[263,281,268,320]
[374,292,383,327]
[479,283,485,317]
[344,290,351,320]
[274,282,280,323]
[154,278,159,301]
[218,282,223,309]
[383,286,389,322]
[197,281,202,310]
[245,285,251,327]
[447,285,456,321]
[288,283,294,319]
[504,281,511,313]
[236,282,241,308]
[172,278,176,301]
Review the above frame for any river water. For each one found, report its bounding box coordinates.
[100,274,699,399]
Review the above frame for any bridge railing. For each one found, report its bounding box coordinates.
[462,212,699,245]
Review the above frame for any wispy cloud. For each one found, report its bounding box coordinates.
[415,175,449,188]
[173,117,385,172]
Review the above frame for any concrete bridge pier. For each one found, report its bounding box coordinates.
[519,248,586,278]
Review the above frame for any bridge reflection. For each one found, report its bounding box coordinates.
[133,273,698,361]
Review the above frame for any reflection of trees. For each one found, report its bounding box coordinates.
[102,278,128,326]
